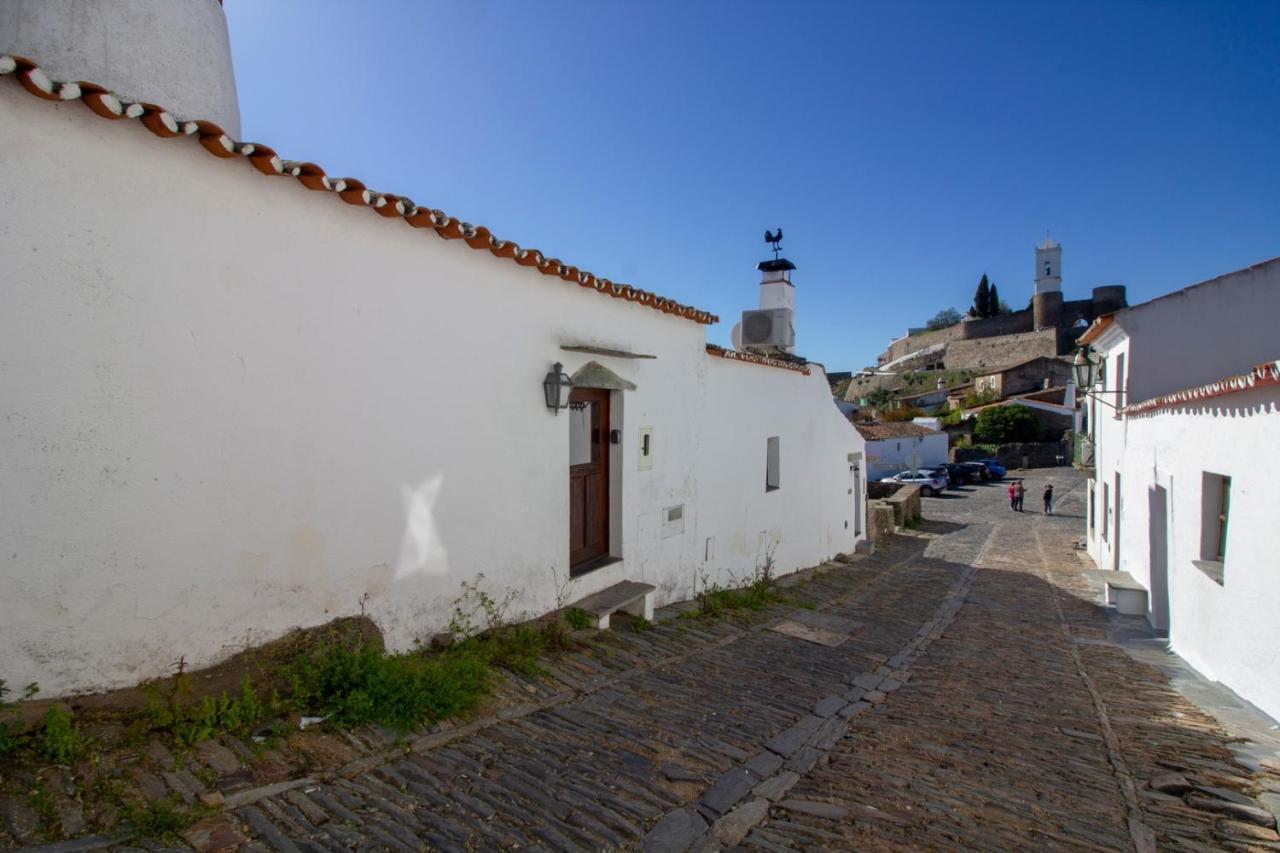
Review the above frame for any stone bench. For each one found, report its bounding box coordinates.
[1104,571,1149,617]
[570,580,656,630]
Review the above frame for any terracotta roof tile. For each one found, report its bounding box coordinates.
[0,54,718,327]
[852,421,941,440]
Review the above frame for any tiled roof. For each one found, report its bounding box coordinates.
[852,421,941,441]
[1123,360,1280,416]
[1077,313,1116,346]
[0,54,718,327]
[705,345,810,375]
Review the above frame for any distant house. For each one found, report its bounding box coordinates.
[964,386,1078,440]
[854,422,949,480]
[973,356,1074,400]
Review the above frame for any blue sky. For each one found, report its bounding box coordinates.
[225,1,1279,371]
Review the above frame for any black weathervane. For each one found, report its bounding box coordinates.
[764,228,784,259]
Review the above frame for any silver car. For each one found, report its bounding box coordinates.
[881,469,948,496]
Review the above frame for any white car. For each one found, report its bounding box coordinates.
[881,469,948,496]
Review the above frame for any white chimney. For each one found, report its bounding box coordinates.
[0,0,242,136]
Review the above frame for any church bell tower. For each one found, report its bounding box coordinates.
[1033,236,1063,330]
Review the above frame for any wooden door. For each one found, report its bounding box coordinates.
[569,388,610,572]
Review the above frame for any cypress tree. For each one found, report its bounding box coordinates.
[988,283,1001,316]
[972,274,990,318]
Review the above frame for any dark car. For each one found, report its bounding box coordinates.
[973,458,1007,479]
[957,461,990,481]
[942,463,978,486]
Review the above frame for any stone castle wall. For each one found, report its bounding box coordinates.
[877,296,1107,369]
[944,329,1059,371]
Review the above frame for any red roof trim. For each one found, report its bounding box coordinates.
[1123,360,1280,416]
[0,55,718,327]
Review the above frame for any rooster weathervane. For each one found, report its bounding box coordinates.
[764,228,784,260]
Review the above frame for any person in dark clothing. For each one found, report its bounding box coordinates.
[1043,483,1054,515]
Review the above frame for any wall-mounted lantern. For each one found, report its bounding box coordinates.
[1073,346,1123,408]
[1071,346,1098,388]
[543,362,573,414]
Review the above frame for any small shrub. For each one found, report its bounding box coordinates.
[288,643,490,731]
[39,706,87,764]
[629,617,653,633]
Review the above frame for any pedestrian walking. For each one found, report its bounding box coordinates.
[1008,481,1017,510]
[1014,480,1025,512]
[1043,482,1054,515]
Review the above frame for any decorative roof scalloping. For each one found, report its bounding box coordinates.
[705,345,811,375]
[1122,360,1280,416]
[0,54,718,327]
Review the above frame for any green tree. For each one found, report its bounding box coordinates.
[974,405,1040,443]
[988,283,1001,316]
[972,274,991,318]
[926,307,963,331]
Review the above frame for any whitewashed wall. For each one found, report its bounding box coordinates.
[0,86,863,696]
[1084,260,1280,720]
[1095,386,1280,721]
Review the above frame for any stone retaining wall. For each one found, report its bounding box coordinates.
[867,503,897,545]
[883,484,922,527]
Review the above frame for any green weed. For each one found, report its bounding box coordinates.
[288,642,490,731]
[0,680,39,758]
[564,607,593,630]
[38,706,87,764]
[26,779,58,826]
[629,617,653,633]
[121,796,197,840]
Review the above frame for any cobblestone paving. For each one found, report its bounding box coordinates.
[53,469,1277,852]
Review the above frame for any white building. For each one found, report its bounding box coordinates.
[1078,258,1280,720]
[854,422,949,481]
[0,2,865,697]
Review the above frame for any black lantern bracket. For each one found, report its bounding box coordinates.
[543,361,573,414]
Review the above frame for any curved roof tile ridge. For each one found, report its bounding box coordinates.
[0,54,718,326]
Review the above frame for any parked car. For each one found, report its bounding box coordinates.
[972,458,1007,480]
[916,466,959,489]
[956,461,990,482]
[940,462,978,486]
[880,469,948,496]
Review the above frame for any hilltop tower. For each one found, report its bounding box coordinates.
[1033,236,1063,331]
[0,0,241,136]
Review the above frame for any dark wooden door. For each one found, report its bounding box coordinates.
[569,388,610,572]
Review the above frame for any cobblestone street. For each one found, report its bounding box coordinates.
[88,469,1280,851]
